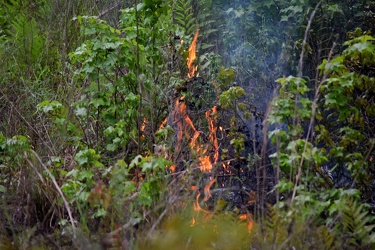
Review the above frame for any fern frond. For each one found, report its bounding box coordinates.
[264,205,289,248]
[10,12,44,66]
[318,226,336,250]
[174,0,196,36]
[341,197,375,248]
[265,205,278,231]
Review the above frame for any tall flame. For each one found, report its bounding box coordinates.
[174,97,200,153]
[203,178,216,202]
[140,118,147,138]
[172,100,220,172]
[173,31,221,173]
[206,106,219,164]
[187,30,199,78]
[196,106,219,172]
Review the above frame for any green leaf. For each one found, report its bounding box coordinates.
[75,107,87,117]
[75,151,89,166]
[37,100,65,116]
[78,170,94,181]
[90,98,106,108]
[130,155,143,169]
[141,162,153,172]
[93,208,107,218]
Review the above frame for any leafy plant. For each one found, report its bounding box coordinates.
[267,30,375,249]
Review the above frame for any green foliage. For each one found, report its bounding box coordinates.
[316,31,375,198]
[37,100,67,118]
[340,198,375,248]
[68,1,179,153]
[69,15,141,149]
[74,148,103,168]
[109,154,171,222]
[174,0,196,36]
[267,31,375,249]
[219,86,245,109]
[216,66,235,91]
[10,13,44,67]
[1,0,375,248]
[268,75,315,177]
[0,134,30,164]
[61,148,105,220]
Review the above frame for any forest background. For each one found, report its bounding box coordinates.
[1,0,375,249]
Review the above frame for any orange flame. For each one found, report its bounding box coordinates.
[157,118,167,131]
[190,217,196,227]
[173,44,221,173]
[203,178,216,202]
[239,214,247,220]
[239,213,253,233]
[187,30,199,78]
[192,179,215,227]
[206,106,219,163]
[141,118,147,138]
[168,164,176,172]
[174,97,201,152]
[193,192,210,214]
[199,155,212,172]
[196,106,219,172]
[173,100,219,172]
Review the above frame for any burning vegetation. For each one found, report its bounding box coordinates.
[156,29,269,235]
[2,1,375,249]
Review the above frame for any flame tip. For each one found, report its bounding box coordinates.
[187,29,200,78]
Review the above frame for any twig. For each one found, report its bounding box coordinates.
[292,42,337,201]
[1,91,54,154]
[293,0,322,127]
[146,208,168,239]
[98,2,122,18]
[26,150,76,236]
[107,218,142,237]
[291,0,322,202]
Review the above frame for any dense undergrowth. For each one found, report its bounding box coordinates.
[1,0,375,249]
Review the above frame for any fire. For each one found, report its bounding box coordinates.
[187,29,199,78]
[203,178,216,202]
[173,96,214,172]
[172,101,219,172]
[173,97,200,152]
[190,178,218,227]
[158,118,167,131]
[171,30,221,173]
[199,155,212,172]
[193,193,210,214]
[174,32,226,224]
[239,214,247,220]
[239,213,253,233]
[196,106,220,172]
[206,106,219,164]
[192,178,216,213]
[190,217,196,227]
[172,99,217,171]
[168,164,176,172]
[141,118,147,138]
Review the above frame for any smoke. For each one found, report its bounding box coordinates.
[218,1,301,112]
